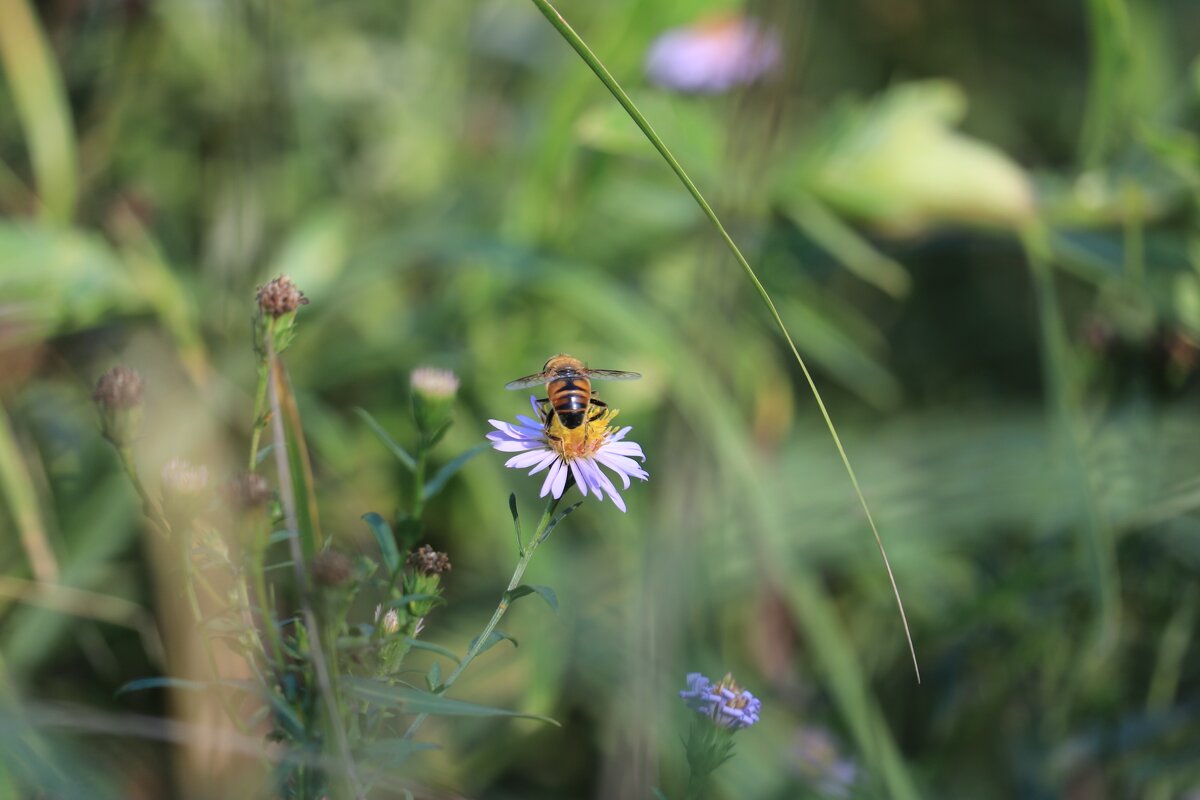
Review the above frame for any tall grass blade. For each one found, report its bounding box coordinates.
[527,0,919,682]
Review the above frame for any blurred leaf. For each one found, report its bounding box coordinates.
[796,81,1034,233]
[344,677,556,724]
[386,594,445,608]
[783,193,911,297]
[358,738,439,763]
[505,584,558,613]
[361,512,400,575]
[354,408,417,471]
[404,639,460,665]
[422,444,488,502]
[0,0,77,221]
[115,677,208,697]
[426,661,441,692]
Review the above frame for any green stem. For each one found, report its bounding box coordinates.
[411,446,428,521]
[117,446,168,535]
[527,0,918,682]
[248,318,274,473]
[403,496,560,740]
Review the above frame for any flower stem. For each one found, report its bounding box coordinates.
[403,496,561,740]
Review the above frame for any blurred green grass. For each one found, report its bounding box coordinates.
[2,0,1200,797]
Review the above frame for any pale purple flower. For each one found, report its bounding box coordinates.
[645,14,782,94]
[486,396,648,512]
[680,672,761,730]
[793,726,858,798]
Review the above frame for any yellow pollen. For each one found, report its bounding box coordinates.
[547,408,618,462]
[717,673,748,709]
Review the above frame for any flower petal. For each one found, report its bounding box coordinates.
[569,459,588,497]
[505,449,552,469]
[527,450,559,475]
[540,459,562,497]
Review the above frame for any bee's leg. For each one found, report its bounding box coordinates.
[535,399,553,424]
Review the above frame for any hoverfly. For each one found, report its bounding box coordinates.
[505,354,641,431]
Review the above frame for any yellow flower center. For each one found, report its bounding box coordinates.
[717,673,749,709]
[547,408,619,462]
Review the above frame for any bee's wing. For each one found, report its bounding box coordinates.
[585,369,642,382]
[504,371,552,390]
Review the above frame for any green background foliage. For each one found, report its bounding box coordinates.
[1,0,1199,797]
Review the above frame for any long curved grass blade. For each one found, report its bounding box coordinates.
[527,0,919,682]
[0,0,78,221]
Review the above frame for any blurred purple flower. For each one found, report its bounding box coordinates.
[793,726,858,798]
[680,672,761,730]
[487,396,648,512]
[645,14,782,94]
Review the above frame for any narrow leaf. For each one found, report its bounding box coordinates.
[469,629,518,656]
[362,512,401,575]
[275,364,320,561]
[509,493,523,554]
[388,593,445,608]
[345,677,557,724]
[355,408,417,471]
[538,500,583,545]
[426,661,441,692]
[116,677,207,696]
[404,638,460,665]
[505,584,558,613]
[422,444,488,502]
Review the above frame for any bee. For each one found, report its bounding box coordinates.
[505,354,641,431]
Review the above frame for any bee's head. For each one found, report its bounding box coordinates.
[544,353,582,374]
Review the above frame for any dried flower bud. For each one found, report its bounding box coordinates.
[312,550,353,587]
[223,472,270,511]
[410,367,460,400]
[93,366,144,409]
[93,366,144,446]
[407,545,452,576]
[380,608,401,636]
[256,275,309,318]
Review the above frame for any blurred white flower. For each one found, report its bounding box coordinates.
[645,13,781,94]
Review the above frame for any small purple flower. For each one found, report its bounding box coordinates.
[487,397,648,512]
[645,14,782,94]
[680,672,761,730]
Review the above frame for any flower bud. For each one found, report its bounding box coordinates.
[256,275,309,318]
[254,275,308,356]
[410,367,459,438]
[223,472,271,512]
[93,366,144,446]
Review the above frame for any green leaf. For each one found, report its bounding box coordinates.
[358,738,439,763]
[422,444,488,502]
[344,677,557,725]
[426,661,441,692]
[538,500,583,545]
[509,493,523,554]
[404,638,460,664]
[505,584,558,613]
[355,408,417,471]
[116,677,208,696]
[469,629,518,656]
[425,418,453,449]
[362,512,401,575]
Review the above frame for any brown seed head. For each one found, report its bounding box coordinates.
[256,275,309,317]
[312,550,353,587]
[224,472,270,510]
[407,545,452,576]
[93,366,144,409]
